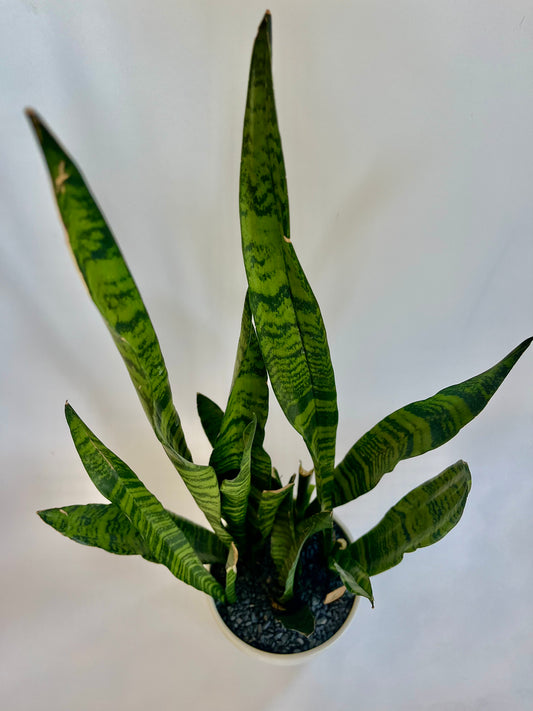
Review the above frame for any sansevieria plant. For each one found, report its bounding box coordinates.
[29,12,530,652]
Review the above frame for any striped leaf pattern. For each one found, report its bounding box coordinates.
[219,418,255,544]
[196,393,224,447]
[239,13,338,508]
[28,109,231,537]
[65,404,226,601]
[336,460,472,578]
[248,476,295,542]
[331,559,374,604]
[332,338,532,507]
[26,110,191,461]
[210,295,271,488]
[225,543,239,604]
[160,445,233,546]
[271,501,333,603]
[38,503,228,564]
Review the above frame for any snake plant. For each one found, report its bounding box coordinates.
[30,12,530,637]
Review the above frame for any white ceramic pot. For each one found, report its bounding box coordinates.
[209,592,359,665]
[208,517,359,665]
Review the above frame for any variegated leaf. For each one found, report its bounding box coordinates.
[224,542,239,604]
[336,460,471,578]
[219,418,255,544]
[271,495,333,603]
[331,559,374,605]
[248,476,295,542]
[65,403,225,601]
[332,338,531,507]
[27,111,233,538]
[210,294,271,488]
[27,109,190,461]
[38,503,227,564]
[239,13,338,508]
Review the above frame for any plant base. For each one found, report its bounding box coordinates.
[211,528,359,662]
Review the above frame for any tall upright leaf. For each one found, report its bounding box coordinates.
[239,12,338,509]
[336,460,472,577]
[26,111,232,535]
[210,295,271,488]
[64,403,226,601]
[331,338,532,507]
[27,110,190,460]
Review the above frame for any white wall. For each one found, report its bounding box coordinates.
[2,1,532,709]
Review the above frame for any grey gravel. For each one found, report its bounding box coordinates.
[212,528,355,655]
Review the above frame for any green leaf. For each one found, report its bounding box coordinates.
[337,460,472,578]
[196,393,224,447]
[331,559,374,606]
[26,111,231,547]
[210,294,271,488]
[26,109,191,461]
[271,497,333,603]
[219,418,255,544]
[26,111,232,547]
[224,542,239,604]
[239,13,338,508]
[64,403,226,601]
[295,462,315,519]
[274,603,316,637]
[248,476,295,542]
[332,338,532,507]
[37,503,227,564]
[159,445,232,546]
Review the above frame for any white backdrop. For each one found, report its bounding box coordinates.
[2,1,532,709]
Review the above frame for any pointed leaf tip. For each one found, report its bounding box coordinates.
[64,401,75,423]
[25,108,47,142]
[24,106,38,124]
[259,10,272,38]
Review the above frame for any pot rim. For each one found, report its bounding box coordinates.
[208,515,359,665]
[209,591,359,665]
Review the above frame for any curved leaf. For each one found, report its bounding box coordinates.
[224,542,239,604]
[274,603,316,637]
[336,460,471,577]
[210,294,271,488]
[219,418,255,543]
[271,494,333,603]
[239,13,338,508]
[65,403,225,601]
[38,503,227,564]
[160,445,232,546]
[332,338,532,507]
[196,393,224,447]
[248,476,296,543]
[26,110,191,461]
[331,559,374,605]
